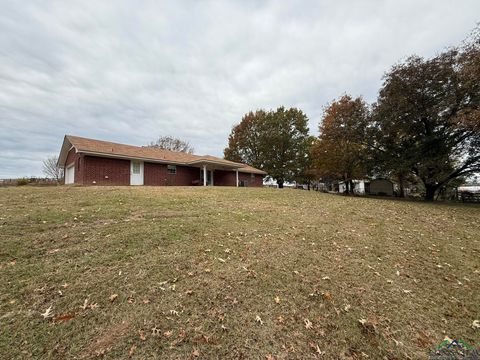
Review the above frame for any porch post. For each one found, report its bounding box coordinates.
[203,165,207,186]
[211,170,214,186]
[236,170,239,187]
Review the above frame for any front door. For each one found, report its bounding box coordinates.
[130,161,144,185]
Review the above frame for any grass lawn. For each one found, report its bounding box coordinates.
[0,186,479,359]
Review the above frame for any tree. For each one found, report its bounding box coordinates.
[224,107,311,188]
[147,136,194,153]
[42,156,63,182]
[372,31,480,201]
[224,110,267,165]
[310,95,370,194]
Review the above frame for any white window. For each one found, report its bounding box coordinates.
[132,162,140,174]
[167,165,176,174]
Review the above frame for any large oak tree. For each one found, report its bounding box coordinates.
[372,32,480,201]
[224,107,310,188]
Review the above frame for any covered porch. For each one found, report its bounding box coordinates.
[189,159,241,187]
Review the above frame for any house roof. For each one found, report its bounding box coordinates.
[58,135,267,175]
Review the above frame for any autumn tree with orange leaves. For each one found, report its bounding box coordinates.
[310,95,370,194]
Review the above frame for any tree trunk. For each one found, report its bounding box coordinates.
[398,173,405,198]
[277,179,284,189]
[349,180,355,195]
[424,185,437,201]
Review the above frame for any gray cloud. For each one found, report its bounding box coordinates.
[0,0,478,178]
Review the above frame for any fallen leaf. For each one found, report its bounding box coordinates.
[41,306,53,319]
[274,296,280,304]
[309,342,324,355]
[55,314,74,322]
[322,291,333,301]
[192,348,200,357]
[472,320,480,330]
[344,304,351,312]
[358,318,377,334]
[304,319,313,329]
[129,344,136,357]
[139,330,146,341]
[163,330,173,338]
[81,298,89,310]
[255,315,264,325]
[109,294,118,302]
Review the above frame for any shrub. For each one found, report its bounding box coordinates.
[16,178,29,186]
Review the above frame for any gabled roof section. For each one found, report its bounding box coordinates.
[58,135,267,175]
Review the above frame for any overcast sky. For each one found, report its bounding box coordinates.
[0,1,478,178]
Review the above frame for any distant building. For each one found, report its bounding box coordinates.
[338,180,366,194]
[366,179,394,196]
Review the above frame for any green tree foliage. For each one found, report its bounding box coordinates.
[372,32,480,201]
[310,95,370,194]
[224,107,311,188]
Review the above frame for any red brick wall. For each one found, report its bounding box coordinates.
[64,148,84,184]
[144,162,168,186]
[65,148,77,167]
[75,155,85,185]
[214,170,236,186]
[175,165,201,186]
[82,156,130,185]
[144,163,201,186]
[71,154,263,187]
[214,170,263,187]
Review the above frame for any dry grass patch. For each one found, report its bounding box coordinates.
[0,186,479,359]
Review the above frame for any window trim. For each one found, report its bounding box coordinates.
[167,165,177,175]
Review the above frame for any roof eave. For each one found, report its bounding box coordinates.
[77,150,187,165]
[57,136,75,168]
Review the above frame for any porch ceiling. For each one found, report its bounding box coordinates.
[187,159,240,170]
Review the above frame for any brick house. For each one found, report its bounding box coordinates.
[58,135,266,186]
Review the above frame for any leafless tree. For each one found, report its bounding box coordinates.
[42,156,64,182]
[147,136,194,153]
